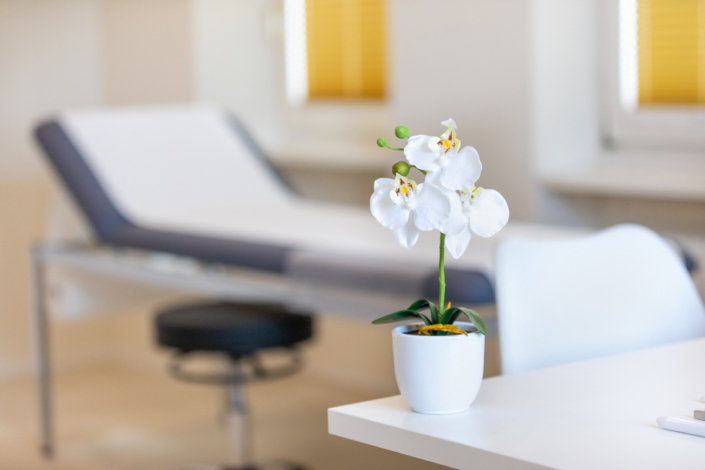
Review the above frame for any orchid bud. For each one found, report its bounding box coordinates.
[394,126,409,139]
[392,161,410,177]
[377,137,387,148]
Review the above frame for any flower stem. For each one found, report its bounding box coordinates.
[410,165,427,175]
[438,232,446,323]
[383,144,405,151]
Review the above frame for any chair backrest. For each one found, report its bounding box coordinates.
[496,224,705,375]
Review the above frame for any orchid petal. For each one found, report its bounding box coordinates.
[427,136,441,151]
[404,135,440,172]
[439,199,468,236]
[370,178,409,230]
[423,168,442,186]
[413,183,452,231]
[468,189,509,238]
[374,177,394,192]
[393,214,421,249]
[441,118,457,129]
[438,146,482,191]
[445,226,472,259]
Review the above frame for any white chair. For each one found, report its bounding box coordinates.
[495,224,705,375]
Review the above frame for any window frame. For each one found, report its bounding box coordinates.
[600,0,705,153]
[280,0,390,146]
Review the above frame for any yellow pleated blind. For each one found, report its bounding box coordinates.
[638,0,705,104]
[305,0,386,99]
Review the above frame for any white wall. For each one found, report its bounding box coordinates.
[0,0,103,182]
[531,0,601,174]
[191,0,288,147]
[0,0,194,182]
[101,0,194,105]
[530,0,603,226]
[390,0,534,221]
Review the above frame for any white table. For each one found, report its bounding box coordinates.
[328,338,705,470]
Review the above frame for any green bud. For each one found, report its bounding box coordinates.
[392,161,411,177]
[394,126,409,139]
[376,137,387,148]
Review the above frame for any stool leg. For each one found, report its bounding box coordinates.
[224,361,251,469]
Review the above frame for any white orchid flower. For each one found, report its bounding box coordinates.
[370,174,461,249]
[444,186,510,259]
[403,119,482,191]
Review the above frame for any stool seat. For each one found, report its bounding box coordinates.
[155,302,313,357]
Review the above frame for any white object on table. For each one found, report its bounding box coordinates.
[392,323,484,415]
[329,338,705,470]
[657,416,705,437]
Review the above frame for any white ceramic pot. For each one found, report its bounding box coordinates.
[392,322,485,414]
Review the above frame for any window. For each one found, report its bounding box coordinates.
[636,0,705,105]
[284,0,387,104]
[605,0,705,152]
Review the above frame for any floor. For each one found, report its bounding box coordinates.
[0,362,451,470]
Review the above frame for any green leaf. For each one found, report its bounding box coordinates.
[458,308,487,336]
[439,307,487,336]
[371,310,432,326]
[439,307,458,325]
[407,299,439,324]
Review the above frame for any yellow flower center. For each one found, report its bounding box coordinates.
[430,123,461,155]
[392,174,417,201]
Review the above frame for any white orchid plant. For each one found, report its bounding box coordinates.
[370,119,509,336]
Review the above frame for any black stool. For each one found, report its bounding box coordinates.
[155,301,314,470]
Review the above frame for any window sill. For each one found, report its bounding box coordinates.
[271,100,392,172]
[540,152,705,202]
